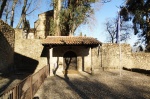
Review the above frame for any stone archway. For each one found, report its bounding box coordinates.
[63,51,77,71]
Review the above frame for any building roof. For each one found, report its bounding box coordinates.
[42,36,101,46]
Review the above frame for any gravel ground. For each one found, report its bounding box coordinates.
[34,70,150,99]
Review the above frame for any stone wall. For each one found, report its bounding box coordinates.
[12,28,150,74]
[91,43,150,71]
[15,29,47,73]
[34,11,53,39]
[0,20,15,73]
[101,43,132,69]
[130,53,150,70]
[91,46,102,71]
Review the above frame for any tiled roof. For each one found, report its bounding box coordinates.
[42,36,101,46]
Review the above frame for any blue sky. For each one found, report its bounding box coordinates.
[75,0,124,41]
[18,0,137,46]
[74,0,137,46]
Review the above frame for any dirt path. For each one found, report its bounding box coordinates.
[34,70,150,99]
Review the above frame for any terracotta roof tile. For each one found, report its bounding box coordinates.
[42,36,101,46]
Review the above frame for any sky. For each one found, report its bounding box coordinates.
[75,0,124,42]
[14,0,137,46]
[74,0,138,46]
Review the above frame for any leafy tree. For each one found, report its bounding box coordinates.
[52,0,111,36]
[60,0,95,36]
[132,41,144,52]
[120,0,150,51]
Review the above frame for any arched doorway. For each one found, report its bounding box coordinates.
[63,51,77,71]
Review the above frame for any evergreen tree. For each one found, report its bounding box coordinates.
[59,0,97,36]
[120,0,150,51]
[53,0,111,36]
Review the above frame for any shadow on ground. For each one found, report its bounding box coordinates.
[123,67,150,76]
[35,70,150,99]
[0,53,38,96]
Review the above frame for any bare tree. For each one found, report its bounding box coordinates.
[3,1,11,22]
[0,0,20,26]
[0,0,8,18]
[105,17,132,43]
[10,0,18,27]
[16,0,41,29]
[16,0,27,28]
[105,18,116,43]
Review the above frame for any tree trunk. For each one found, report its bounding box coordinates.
[146,13,150,51]
[0,0,8,18]
[4,2,9,23]
[16,0,27,28]
[16,17,22,28]
[10,0,18,27]
[69,22,76,36]
[54,0,61,36]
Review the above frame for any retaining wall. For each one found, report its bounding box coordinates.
[14,29,47,73]
[0,20,15,72]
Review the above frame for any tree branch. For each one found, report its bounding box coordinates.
[0,0,8,18]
